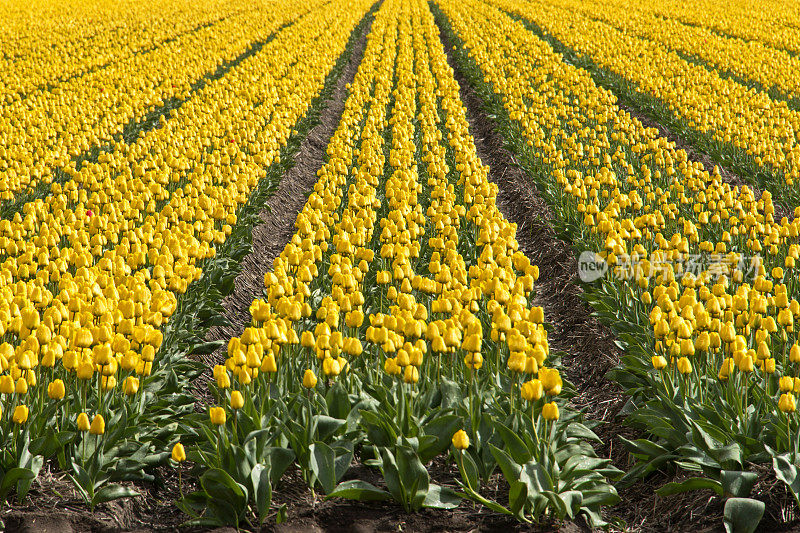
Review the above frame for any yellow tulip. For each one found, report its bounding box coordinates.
[323,357,341,377]
[90,414,105,435]
[77,413,91,431]
[542,402,560,421]
[521,379,544,401]
[12,405,29,424]
[76,360,94,380]
[791,344,800,363]
[172,443,186,462]
[48,379,66,400]
[230,390,244,410]
[677,357,693,375]
[123,376,140,396]
[0,375,13,394]
[209,406,226,426]
[779,393,797,413]
[403,365,419,384]
[302,369,318,388]
[260,353,278,373]
[452,429,470,450]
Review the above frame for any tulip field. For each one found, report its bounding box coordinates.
[3,0,800,531]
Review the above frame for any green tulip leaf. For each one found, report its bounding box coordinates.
[423,484,461,509]
[655,477,723,497]
[720,470,758,498]
[723,497,765,533]
[327,480,391,501]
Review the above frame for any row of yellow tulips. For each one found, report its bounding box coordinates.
[191,0,621,524]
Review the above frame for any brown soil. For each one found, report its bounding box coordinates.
[1,461,195,532]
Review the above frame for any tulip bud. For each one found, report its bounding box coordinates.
[48,379,66,400]
[323,357,341,377]
[77,412,90,431]
[757,342,770,360]
[542,402,560,421]
[680,339,695,357]
[791,344,800,363]
[738,355,755,372]
[209,406,226,425]
[521,379,544,401]
[677,357,692,375]
[76,360,94,380]
[403,365,419,384]
[172,443,186,462]
[779,393,797,413]
[452,429,469,450]
[0,375,13,394]
[718,358,735,380]
[101,375,117,391]
[461,334,481,353]
[344,338,363,357]
[302,369,317,389]
[695,332,710,352]
[216,369,231,389]
[230,390,244,410]
[12,405,29,424]
[260,353,278,373]
[123,376,140,396]
[539,368,562,393]
[90,414,105,435]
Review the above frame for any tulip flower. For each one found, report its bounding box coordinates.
[542,402,560,421]
[12,405,29,424]
[209,406,226,426]
[230,391,244,410]
[77,413,91,432]
[47,379,66,400]
[452,430,470,450]
[779,393,797,413]
[90,414,105,435]
[172,443,186,462]
[302,369,318,389]
[521,379,544,401]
